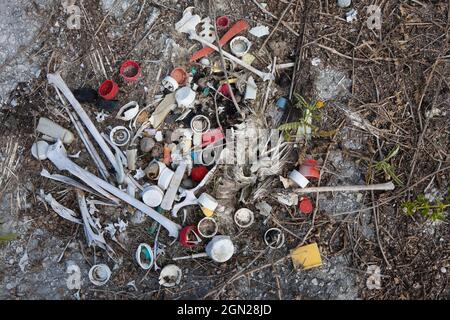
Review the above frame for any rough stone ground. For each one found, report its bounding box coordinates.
[0,0,52,105]
[0,0,448,300]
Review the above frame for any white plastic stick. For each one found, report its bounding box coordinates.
[66,109,110,180]
[172,253,208,261]
[46,141,181,238]
[47,73,120,177]
[160,163,187,211]
[188,32,275,81]
[41,169,119,203]
[292,182,395,194]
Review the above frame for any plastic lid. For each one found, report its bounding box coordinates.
[175,86,196,107]
[299,197,314,215]
[142,186,164,207]
[206,236,234,263]
[191,166,209,182]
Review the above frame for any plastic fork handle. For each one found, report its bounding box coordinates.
[190,20,249,62]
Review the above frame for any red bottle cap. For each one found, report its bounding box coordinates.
[299,197,314,215]
[179,226,201,248]
[170,67,189,85]
[216,16,230,29]
[191,166,209,182]
[98,80,119,100]
[299,159,320,179]
[120,60,141,82]
[218,83,232,97]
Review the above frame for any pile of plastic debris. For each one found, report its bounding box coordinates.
[31,5,394,289]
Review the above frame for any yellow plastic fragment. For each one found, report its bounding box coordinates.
[201,206,214,217]
[290,243,322,270]
[316,100,325,108]
[219,78,238,85]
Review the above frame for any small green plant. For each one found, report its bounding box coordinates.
[373,145,403,186]
[278,94,324,140]
[402,189,450,222]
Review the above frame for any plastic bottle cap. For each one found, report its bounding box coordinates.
[230,36,252,57]
[205,236,235,263]
[31,141,49,160]
[170,68,188,85]
[197,217,218,238]
[198,193,218,212]
[142,185,164,207]
[88,264,111,286]
[264,228,285,249]
[145,161,166,180]
[234,208,255,228]
[120,60,141,81]
[110,126,131,146]
[98,80,119,100]
[179,226,201,248]
[159,265,182,287]
[190,115,211,133]
[216,16,230,29]
[299,197,314,215]
[158,167,175,190]
[191,166,209,182]
[276,97,288,110]
[116,101,140,121]
[162,76,179,92]
[175,86,196,107]
[135,243,154,270]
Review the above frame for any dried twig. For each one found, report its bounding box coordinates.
[250,0,299,36]
[259,0,296,52]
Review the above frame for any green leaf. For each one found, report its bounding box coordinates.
[278,121,303,132]
[385,145,400,161]
[420,206,430,218]
[401,201,415,216]
[431,211,445,221]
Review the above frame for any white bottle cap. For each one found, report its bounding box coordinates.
[145,160,167,180]
[162,76,179,92]
[142,185,164,207]
[264,228,285,249]
[88,264,111,286]
[198,193,218,212]
[175,86,196,107]
[31,141,50,160]
[205,236,235,263]
[159,264,182,287]
[135,243,154,270]
[116,101,140,121]
[230,36,252,57]
[234,208,255,228]
[197,217,218,238]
